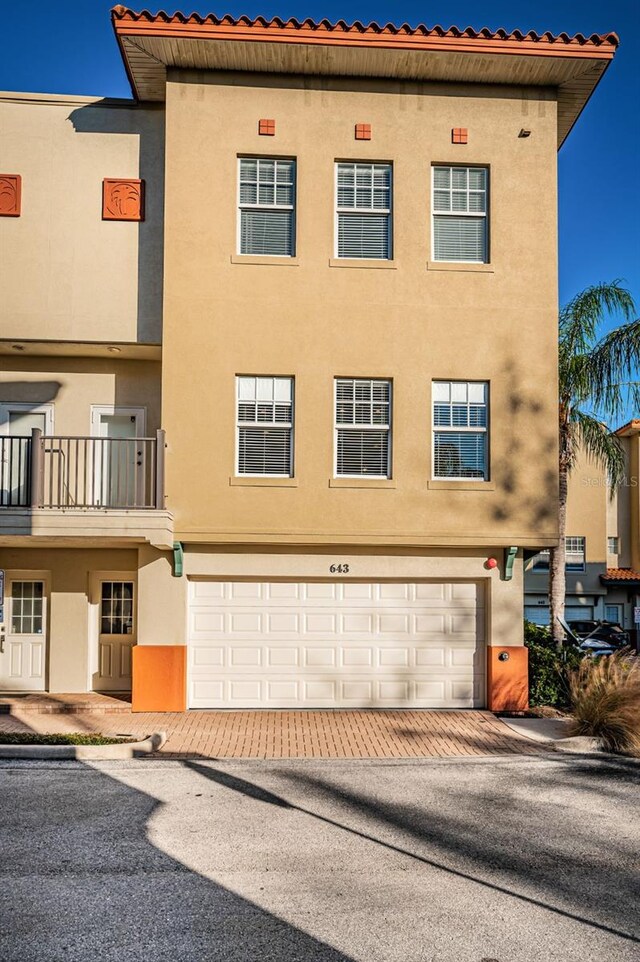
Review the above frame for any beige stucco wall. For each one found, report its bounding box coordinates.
[161,72,559,547]
[0,93,164,344]
[0,547,138,692]
[0,356,161,435]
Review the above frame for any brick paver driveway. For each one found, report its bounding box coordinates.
[0,700,542,758]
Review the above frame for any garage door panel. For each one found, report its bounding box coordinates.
[188,580,485,709]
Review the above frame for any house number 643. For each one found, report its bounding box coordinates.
[329,564,350,574]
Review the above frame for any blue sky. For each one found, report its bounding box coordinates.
[1,0,639,312]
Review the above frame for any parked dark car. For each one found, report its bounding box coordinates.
[567,620,599,639]
[583,623,630,649]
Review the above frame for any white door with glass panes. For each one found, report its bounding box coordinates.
[90,407,145,508]
[94,581,135,691]
[0,404,53,507]
[0,581,46,691]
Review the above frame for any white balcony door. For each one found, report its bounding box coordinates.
[0,580,47,691]
[93,580,135,691]
[0,404,53,507]
[90,407,145,507]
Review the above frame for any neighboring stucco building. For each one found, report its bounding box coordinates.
[524,422,640,636]
[0,8,618,710]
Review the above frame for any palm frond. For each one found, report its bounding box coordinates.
[571,411,626,491]
[559,281,636,358]
[580,319,640,420]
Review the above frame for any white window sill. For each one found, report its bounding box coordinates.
[427,261,494,273]
[428,479,495,491]
[229,476,298,487]
[329,478,396,488]
[329,258,396,270]
[230,254,299,266]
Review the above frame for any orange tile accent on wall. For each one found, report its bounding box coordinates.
[487,646,529,712]
[131,645,187,712]
[102,178,145,221]
[0,174,22,216]
[258,118,276,135]
[355,123,372,140]
[452,128,468,144]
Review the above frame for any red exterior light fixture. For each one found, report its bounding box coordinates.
[485,557,498,570]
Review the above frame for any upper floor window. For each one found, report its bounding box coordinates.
[236,376,293,476]
[531,537,586,573]
[608,536,619,554]
[432,166,488,263]
[335,378,391,477]
[432,381,488,480]
[336,163,392,259]
[238,158,295,256]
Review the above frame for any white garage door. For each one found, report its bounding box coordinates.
[188,580,485,709]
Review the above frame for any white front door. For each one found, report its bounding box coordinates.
[0,581,47,691]
[188,580,485,709]
[94,580,135,691]
[90,407,145,507]
[0,405,53,506]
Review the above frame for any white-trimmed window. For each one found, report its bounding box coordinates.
[608,536,619,554]
[238,157,295,256]
[432,381,488,480]
[531,537,586,573]
[335,378,391,477]
[236,376,293,476]
[100,581,134,635]
[336,162,392,259]
[432,166,488,262]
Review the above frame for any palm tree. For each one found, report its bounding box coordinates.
[552,281,640,648]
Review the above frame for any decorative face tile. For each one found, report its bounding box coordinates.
[355,123,372,140]
[0,175,21,216]
[451,128,468,144]
[258,119,276,136]
[102,178,145,221]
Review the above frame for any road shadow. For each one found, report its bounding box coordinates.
[0,760,354,962]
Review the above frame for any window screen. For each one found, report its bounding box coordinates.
[433,166,488,262]
[335,378,391,477]
[239,158,295,256]
[237,376,294,476]
[433,381,488,479]
[336,163,392,259]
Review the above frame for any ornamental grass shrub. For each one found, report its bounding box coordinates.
[568,649,640,756]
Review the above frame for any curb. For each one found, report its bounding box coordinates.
[0,731,167,760]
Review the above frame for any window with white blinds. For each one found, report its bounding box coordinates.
[335,378,391,477]
[236,376,293,476]
[432,166,488,263]
[531,537,585,572]
[433,381,488,480]
[238,158,295,256]
[336,163,392,259]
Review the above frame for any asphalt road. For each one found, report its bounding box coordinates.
[0,754,638,962]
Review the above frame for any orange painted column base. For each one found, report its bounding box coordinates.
[487,646,529,713]
[131,645,187,712]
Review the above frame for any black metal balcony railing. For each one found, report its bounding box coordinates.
[0,430,165,510]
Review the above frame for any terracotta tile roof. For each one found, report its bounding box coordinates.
[615,419,640,437]
[111,7,619,50]
[601,568,640,583]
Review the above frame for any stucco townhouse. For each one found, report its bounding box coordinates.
[0,8,618,711]
[525,422,640,642]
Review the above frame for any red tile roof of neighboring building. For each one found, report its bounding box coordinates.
[111,7,619,53]
[601,568,640,583]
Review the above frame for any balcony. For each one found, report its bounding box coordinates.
[0,430,173,549]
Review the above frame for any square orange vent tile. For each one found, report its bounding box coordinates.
[258,119,276,136]
[102,178,145,221]
[355,123,372,140]
[452,128,468,144]
[0,174,22,216]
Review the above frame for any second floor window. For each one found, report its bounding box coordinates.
[336,162,392,259]
[236,376,293,476]
[238,157,295,256]
[335,378,391,477]
[532,537,586,573]
[432,166,488,263]
[433,381,488,480]
[608,536,619,554]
